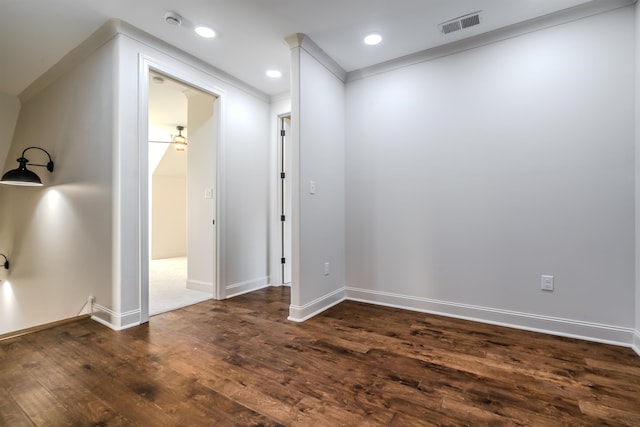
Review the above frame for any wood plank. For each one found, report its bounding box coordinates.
[34,323,281,427]
[1,287,639,426]
[7,376,82,426]
[0,385,35,427]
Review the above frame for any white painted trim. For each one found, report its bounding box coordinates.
[288,287,346,322]
[214,93,227,300]
[119,20,267,101]
[286,33,347,83]
[270,91,291,104]
[345,287,636,349]
[288,45,302,309]
[225,276,270,299]
[635,0,640,362]
[91,303,141,331]
[138,54,226,322]
[269,110,292,288]
[20,19,269,104]
[187,280,214,293]
[633,330,640,356]
[347,0,635,83]
[138,57,151,324]
[268,112,281,288]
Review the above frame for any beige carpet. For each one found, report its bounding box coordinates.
[149,256,211,316]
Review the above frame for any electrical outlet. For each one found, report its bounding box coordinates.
[324,262,330,276]
[541,275,554,291]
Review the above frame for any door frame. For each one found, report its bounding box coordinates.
[269,106,292,287]
[138,55,226,323]
[278,115,292,285]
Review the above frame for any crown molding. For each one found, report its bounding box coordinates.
[20,19,269,104]
[347,0,637,83]
[286,33,347,83]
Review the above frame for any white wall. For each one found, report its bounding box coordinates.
[0,40,115,335]
[0,93,20,292]
[346,7,636,344]
[635,2,640,354]
[0,20,272,334]
[222,88,271,297]
[0,93,21,171]
[0,93,20,293]
[186,91,215,293]
[289,38,346,320]
[152,174,186,259]
[114,23,271,326]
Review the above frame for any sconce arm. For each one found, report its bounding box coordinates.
[21,147,54,172]
[0,253,9,270]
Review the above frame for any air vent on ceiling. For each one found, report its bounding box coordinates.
[440,11,482,35]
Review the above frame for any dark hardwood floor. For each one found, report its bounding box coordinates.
[1,287,639,426]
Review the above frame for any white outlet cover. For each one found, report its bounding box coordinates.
[541,275,554,291]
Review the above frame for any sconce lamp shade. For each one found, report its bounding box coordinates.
[0,147,54,187]
[2,157,43,186]
[173,126,187,152]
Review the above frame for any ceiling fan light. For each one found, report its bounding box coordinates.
[173,126,187,152]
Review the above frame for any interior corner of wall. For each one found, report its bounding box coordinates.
[633,329,640,356]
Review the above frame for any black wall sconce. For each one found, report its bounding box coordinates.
[0,147,54,186]
[0,254,9,270]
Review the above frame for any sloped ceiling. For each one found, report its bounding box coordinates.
[148,72,189,177]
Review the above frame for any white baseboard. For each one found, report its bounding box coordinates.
[91,303,140,331]
[633,330,640,356]
[225,276,270,299]
[187,279,214,293]
[288,287,346,322]
[345,287,636,349]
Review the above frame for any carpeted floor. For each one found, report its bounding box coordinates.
[149,256,211,316]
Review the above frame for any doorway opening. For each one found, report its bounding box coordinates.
[278,115,292,286]
[147,71,217,315]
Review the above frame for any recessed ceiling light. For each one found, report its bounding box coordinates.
[364,33,382,46]
[195,26,216,38]
[266,70,282,79]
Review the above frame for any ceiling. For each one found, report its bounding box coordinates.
[0,0,605,97]
[148,71,189,142]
